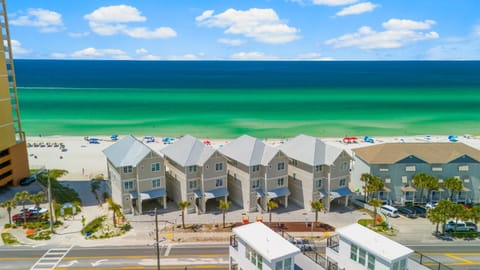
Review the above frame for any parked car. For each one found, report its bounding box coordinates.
[12,212,41,222]
[444,221,477,233]
[19,207,48,215]
[425,201,438,210]
[288,237,315,252]
[411,206,427,218]
[380,205,399,218]
[397,206,416,218]
[19,176,36,186]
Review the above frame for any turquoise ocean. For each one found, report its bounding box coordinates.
[14,60,480,138]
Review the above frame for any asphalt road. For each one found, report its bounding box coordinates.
[0,244,479,270]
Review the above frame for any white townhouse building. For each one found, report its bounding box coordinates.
[103,135,167,214]
[280,134,353,212]
[161,135,228,214]
[220,135,290,213]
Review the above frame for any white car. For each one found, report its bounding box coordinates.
[425,201,438,209]
[28,207,48,214]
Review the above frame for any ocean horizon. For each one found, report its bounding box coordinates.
[14,60,480,138]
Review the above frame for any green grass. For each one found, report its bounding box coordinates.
[36,169,82,204]
[82,216,106,235]
[1,232,20,245]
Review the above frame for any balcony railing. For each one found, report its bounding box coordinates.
[327,235,339,253]
[230,235,238,250]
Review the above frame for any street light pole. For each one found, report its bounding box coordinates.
[155,208,160,270]
[48,169,54,233]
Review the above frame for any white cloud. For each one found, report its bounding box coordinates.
[71,47,131,60]
[426,25,480,60]
[136,48,149,55]
[312,0,358,6]
[8,40,30,55]
[68,32,90,38]
[325,18,439,49]
[84,5,146,23]
[382,19,435,30]
[230,51,278,60]
[10,8,64,32]
[196,8,300,44]
[140,54,161,60]
[218,38,245,46]
[50,53,66,58]
[167,54,202,60]
[296,52,334,60]
[336,2,377,16]
[84,5,176,39]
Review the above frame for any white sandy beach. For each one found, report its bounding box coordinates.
[26,134,480,180]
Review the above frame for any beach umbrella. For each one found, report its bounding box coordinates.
[203,140,211,145]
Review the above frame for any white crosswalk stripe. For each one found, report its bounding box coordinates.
[30,245,74,270]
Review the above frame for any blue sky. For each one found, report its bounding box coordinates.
[6,0,480,60]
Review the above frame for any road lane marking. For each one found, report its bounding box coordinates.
[30,245,73,270]
[164,244,172,256]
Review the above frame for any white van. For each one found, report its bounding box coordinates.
[380,205,399,218]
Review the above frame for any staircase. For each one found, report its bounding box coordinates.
[0,0,24,142]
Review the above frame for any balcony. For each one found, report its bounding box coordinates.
[230,235,238,250]
[327,235,339,253]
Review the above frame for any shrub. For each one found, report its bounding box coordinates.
[121,223,132,232]
[82,216,106,235]
[27,230,51,240]
[1,233,20,245]
[452,231,478,238]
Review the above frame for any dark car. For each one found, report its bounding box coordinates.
[398,206,417,218]
[19,176,36,186]
[411,206,427,218]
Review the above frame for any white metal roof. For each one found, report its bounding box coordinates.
[336,223,413,262]
[220,135,281,166]
[281,134,346,166]
[160,135,216,167]
[233,222,301,262]
[102,135,153,167]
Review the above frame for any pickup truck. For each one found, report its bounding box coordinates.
[444,221,477,232]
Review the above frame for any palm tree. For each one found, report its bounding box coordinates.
[15,191,30,224]
[310,200,325,225]
[435,199,454,234]
[0,199,16,225]
[444,177,462,201]
[369,198,383,227]
[427,205,443,234]
[413,173,435,202]
[468,206,480,227]
[267,200,279,223]
[425,177,440,202]
[29,191,46,208]
[368,175,384,200]
[178,201,191,229]
[106,198,121,227]
[360,173,372,201]
[218,199,232,228]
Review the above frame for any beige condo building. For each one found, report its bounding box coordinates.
[0,0,29,187]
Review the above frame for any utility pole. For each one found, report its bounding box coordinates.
[155,208,160,270]
[48,169,54,233]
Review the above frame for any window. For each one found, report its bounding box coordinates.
[405,165,416,172]
[432,166,443,172]
[188,180,197,190]
[341,162,348,171]
[292,173,296,181]
[252,179,260,189]
[151,163,161,172]
[277,162,285,171]
[339,178,346,187]
[400,259,406,270]
[123,166,133,173]
[246,245,263,270]
[290,159,298,166]
[315,179,322,188]
[124,181,133,190]
[277,178,285,187]
[252,165,260,172]
[315,165,322,172]
[385,178,391,184]
[275,261,283,270]
[393,261,399,270]
[358,248,366,265]
[284,258,291,269]
[216,162,223,171]
[350,244,358,261]
[401,176,408,184]
[458,165,469,171]
[216,178,223,187]
[152,179,161,188]
[189,166,197,173]
[379,166,389,172]
[367,253,375,270]
[257,256,263,270]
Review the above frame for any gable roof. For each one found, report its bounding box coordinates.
[160,135,215,167]
[280,134,346,166]
[337,223,413,262]
[233,222,300,262]
[353,142,480,164]
[102,135,152,167]
[219,135,281,166]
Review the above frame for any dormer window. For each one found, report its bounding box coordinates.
[123,166,133,173]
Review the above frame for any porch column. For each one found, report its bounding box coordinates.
[326,172,331,212]
[285,195,288,208]
[344,195,348,207]
[138,197,143,215]
[163,196,167,209]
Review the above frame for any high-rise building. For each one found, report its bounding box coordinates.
[0,0,29,187]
